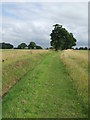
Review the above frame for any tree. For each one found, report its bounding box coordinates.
[50,24,76,50]
[36,45,42,49]
[79,47,88,50]
[79,47,84,50]
[28,42,36,49]
[0,42,13,49]
[75,47,78,50]
[17,43,27,49]
[84,47,88,50]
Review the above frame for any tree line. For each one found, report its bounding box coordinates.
[0,42,89,50]
[0,24,88,50]
[0,42,42,49]
[74,47,89,50]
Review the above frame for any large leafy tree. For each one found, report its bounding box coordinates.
[28,42,36,49]
[50,24,76,50]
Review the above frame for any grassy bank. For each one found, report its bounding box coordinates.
[61,50,88,112]
[2,49,49,96]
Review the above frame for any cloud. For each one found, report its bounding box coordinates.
[1,2,88,48]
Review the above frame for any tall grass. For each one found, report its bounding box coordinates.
[61,50,88,111]
[2,49,49,96]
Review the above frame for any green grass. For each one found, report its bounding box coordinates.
[2,50,88,118]
[61,50,88,116]
[2,50,49,95]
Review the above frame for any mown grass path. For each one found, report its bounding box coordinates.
[2,51,88,118]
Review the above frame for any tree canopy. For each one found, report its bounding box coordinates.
[28,42,36,49]
[17,43,27,49]
[0,42,43,49]
[50,24,76,50]
[0,42,13,49]
[36,45,42,49]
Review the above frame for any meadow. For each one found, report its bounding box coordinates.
[61,50,88,114]
[1,49,88,118]
[2,49,49,96]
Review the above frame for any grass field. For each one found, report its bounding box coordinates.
[61,50,88,114]
[2,50,49,96]
[2,49,88,118]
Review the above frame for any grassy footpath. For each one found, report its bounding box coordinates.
[2,51,88,118]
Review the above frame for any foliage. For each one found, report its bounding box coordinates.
[17,43,27,49]
[0,42,13,49]
[50,24,76,50]
[79,47,88,50]
[28,42,36,49]
[0,42,43,49]
[61,50,88,113]
[36,45,42,49]
[74,47,88,50]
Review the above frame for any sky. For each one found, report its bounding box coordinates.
[0,2,88,48]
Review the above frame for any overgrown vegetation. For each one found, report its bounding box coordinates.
[61,50,88,113]
[2,50,49,96]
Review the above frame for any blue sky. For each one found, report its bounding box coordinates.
[1,2,88,48]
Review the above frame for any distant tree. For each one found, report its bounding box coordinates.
[36,46,42,49]
[17,43,27,49]
[0,43,2,49]
[46,48,49,50]
[84,47,88,50]
[0,42,13,49]
[49,47,53,49]
[50,24,76,50]
[78,47,88,50]
[28,42,36,49]
[79,47,83,50]
[14,47,18,49]
[75,47,78,50]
